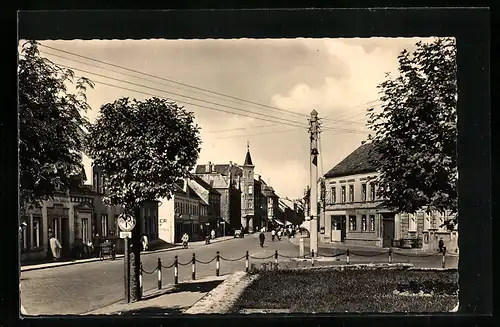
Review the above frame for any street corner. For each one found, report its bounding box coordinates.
[184,271,256,315]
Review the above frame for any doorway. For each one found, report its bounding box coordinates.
[331,216,346,242]
[382,214,395,248]
[61,218,70,257]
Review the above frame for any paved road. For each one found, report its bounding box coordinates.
[21,233,299,315]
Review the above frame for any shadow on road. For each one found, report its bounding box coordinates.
[143,280,223,301]
[116,306,185,316]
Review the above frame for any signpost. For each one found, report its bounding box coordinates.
[118,213,136,304]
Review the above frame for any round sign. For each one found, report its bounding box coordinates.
[117,214,136,232]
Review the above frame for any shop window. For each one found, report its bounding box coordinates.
[101,214,108,237]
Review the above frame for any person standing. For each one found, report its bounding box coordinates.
[271,229,276,242]
[141,234,149,251]
[259,231,265,247]
[210,229,216,240]
[277,229,282,241]
[49,233,62,261]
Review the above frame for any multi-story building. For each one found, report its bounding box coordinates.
[158,178,222,244]
[187,175,222,236]
[19,165,124,263]
[194,161,242,232]
[262,185,279,229]
[323,142,458,252]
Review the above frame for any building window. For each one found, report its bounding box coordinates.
[101,214,108,237]
[248,185,253,194]
[331,187,336,203]
[82,218,89,243]
[423,212,431,230]
[52,218,59,239]
[20,223,28,250]
[361,183,367,202]
[248,199,253,209]
[93,172,99,192]
[341,186,346,203]
[99,175,105,194]
[348,185,354,202]
[409,214,417,232]
[369,183,376,201]
[33,216,42,248]
[349,216,356,231]
[369,215,375,231]
[361,215,367,231]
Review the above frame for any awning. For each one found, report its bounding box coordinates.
[274,220,284,225]
[285,221,293,226]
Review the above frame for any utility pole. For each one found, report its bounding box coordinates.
[309,109,319,255]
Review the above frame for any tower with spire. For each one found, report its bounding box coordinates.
[240,141,255,232]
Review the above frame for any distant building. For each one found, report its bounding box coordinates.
[261,185,279,229]
[323,142,458,252]
[187,175,222,236]
[195,143,275,233]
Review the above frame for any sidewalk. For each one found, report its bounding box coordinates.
[84,274,230,315]
[289,236,459,257]
[21,235,236,272]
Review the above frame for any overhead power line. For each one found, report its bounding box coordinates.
[44,58,367,135]
[205,124,278,133]
[38,44,369,126]
[214,128,302,139]
[38,43,310,119]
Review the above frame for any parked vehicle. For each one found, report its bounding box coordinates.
[234,229,244,238]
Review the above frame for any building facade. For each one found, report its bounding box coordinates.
[323,142,458,252]
[19,166,124,263]
[187,176,222,236]
[195,162,242,232]
[262,185,279,229]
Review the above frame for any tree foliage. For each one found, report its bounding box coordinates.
[18,40,94,211]
[86,97,202,211]
[367,38,458,229]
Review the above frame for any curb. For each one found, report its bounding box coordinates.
[21,236,238,272]
[290,238,459,257]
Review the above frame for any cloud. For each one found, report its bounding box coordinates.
[30,37,431,199]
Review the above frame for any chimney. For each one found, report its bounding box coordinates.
[229,161,232,166]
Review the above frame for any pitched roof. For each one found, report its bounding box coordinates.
[262,186,278,198]
[244,150,253,166]
[324,142,379,178]
[195,164,243,177]
[191,175,221,196]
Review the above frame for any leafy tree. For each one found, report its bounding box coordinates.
[87,97,201,301]
[18,40,93,213]
[367,38,458,230]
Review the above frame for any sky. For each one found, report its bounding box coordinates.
[32,37,435,199]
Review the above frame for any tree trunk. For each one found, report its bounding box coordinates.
[129,207,142,302]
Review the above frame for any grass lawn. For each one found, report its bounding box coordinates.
[232,268,458,313]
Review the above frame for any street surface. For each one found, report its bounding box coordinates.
[21,233,458,315]
[21,233,299,315]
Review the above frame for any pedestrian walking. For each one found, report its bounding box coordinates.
[211,229,216,240]
[271,229,276,241]
[49,233,62,261]
[277,229,282,241]
[438,238,445,253]
[141,234,149,251]
[259,231,265,247]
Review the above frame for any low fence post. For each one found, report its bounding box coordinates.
[192,253,196,280]
[275,250,278,266]
[157,258,162,290]
[216,251,220,277]
[174,255,179,284]
[139,262,143,298]
[442,247,446,268]
[245,251,249,272]
[389,248,393,264]
[311,249,315,267]
[346,249,350,265]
